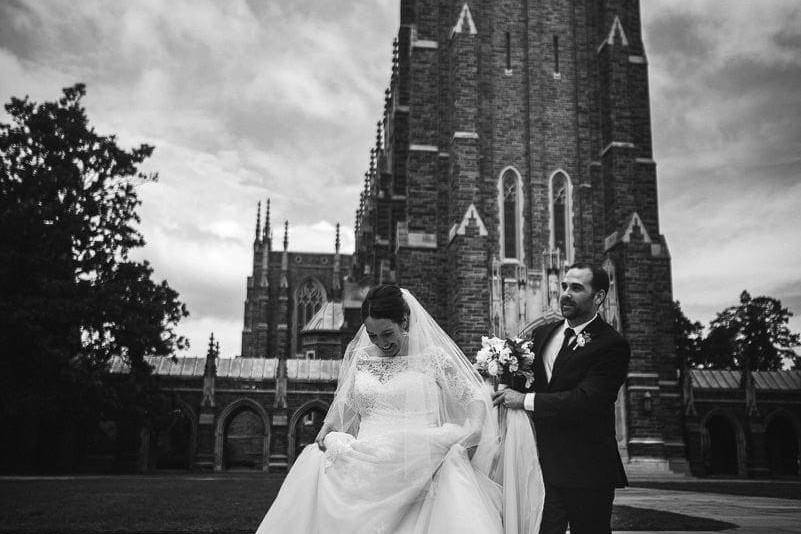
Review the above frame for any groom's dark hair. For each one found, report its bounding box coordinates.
[567,262,610,296]
[361,284,410,325]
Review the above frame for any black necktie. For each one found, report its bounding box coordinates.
[548,328,575,381]
[559,328,576,356]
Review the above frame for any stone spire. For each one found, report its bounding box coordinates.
[333,222,341,297]
[259,198,271,286]
[201,333,217,408]
[262,197,271,248]
[254,201,262,243]
[280,220,289,289]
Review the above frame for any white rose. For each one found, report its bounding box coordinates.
[490,337,505,351]
[476,348,490,363]
[509,356,519,373]
[499,346,512,364]
[481,336,491,348]
[487,360,499,376]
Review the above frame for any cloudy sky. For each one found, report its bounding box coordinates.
[1,1,799,357]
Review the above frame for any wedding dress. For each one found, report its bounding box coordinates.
[255,289,543,534]
[256,348,503,533]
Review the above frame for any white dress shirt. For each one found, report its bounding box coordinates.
[523,314,598,411]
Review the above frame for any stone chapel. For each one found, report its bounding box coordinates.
[91,1,799,478]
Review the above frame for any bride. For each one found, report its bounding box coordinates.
[255,285,542,533]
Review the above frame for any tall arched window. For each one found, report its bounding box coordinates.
[293,278,327,356]
[498,167,523,261]
[549,170,573,263]
[296,279,326,330]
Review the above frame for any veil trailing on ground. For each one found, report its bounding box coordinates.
[323,288,501,477]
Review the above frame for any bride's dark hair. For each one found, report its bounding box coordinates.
[360,284,410,325]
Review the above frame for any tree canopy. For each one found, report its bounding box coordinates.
[0,84,187,471]
[672,300,704,370]
[673,292,800,372]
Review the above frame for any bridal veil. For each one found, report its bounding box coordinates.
[323,288,501,476]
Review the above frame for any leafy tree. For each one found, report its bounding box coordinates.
[672,300,704,370]
[0,84,188,471]
[698,291,800,371]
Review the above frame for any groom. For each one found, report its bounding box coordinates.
[493,263,630,534]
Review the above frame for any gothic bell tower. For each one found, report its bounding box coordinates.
[354,0,686,473]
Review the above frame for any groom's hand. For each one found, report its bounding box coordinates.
[491,388,525,410]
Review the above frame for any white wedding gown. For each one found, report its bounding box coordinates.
[255,351,504,534]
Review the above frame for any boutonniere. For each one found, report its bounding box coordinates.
[572,331,592,350]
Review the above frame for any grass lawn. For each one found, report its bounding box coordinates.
[0,474,281,533]
[0,474,742,533]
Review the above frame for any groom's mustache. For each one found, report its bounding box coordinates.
[560,298,575,306]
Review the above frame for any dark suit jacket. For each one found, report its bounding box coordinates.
[529,316,630,489]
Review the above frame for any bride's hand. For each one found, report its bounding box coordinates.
[315,423,333,451]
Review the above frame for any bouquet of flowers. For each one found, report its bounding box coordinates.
[474,335,536,389]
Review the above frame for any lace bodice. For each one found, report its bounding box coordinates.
[350,347,483,430]
[353,354,439,426]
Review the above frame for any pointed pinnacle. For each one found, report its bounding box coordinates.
[263,198,271,239]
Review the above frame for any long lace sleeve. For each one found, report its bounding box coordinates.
[429,346,484,406]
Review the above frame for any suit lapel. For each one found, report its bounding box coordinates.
[549,316,606,387]
[534,321,562,392]
[584,315,607,337]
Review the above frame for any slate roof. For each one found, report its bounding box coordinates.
[109,356,205,377]
[108,355,278,380]
[108,355,341,381]
[691,369,801,391]
[216,358,279,380]
[285,358,342,381]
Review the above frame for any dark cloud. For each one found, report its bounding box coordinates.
[0,1,42,60]
[709,56,801,97]
[3,0,799,354]
[644,10,713,73]
[774,27,801,51]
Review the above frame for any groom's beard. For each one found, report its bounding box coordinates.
[560,299,578,318]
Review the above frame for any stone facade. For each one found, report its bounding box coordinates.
[353,0,684,473]
[683,370,801,478]
[103,350,342,472]
[241,204,355,360]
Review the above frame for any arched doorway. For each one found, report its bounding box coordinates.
[766,415,800,477]
[224,408,265,470]
[705,414,739,475]
[154,408,194,470]
[288,401,328,464]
